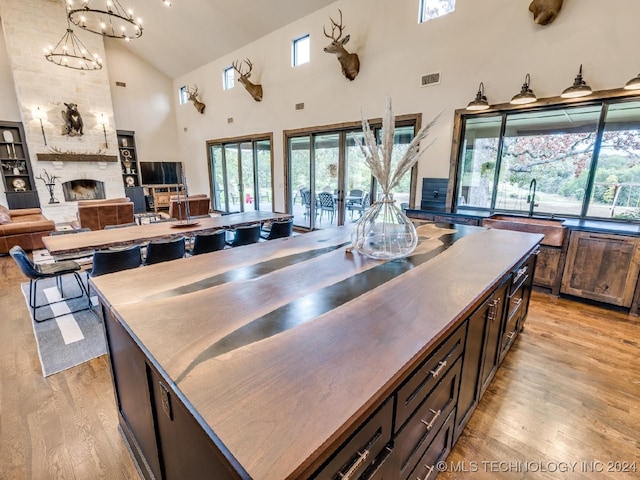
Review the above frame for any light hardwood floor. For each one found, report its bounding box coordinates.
[0,254,638,479]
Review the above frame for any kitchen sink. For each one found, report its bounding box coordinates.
[481,214,567,247]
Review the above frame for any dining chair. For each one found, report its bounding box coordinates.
[228,223,261,247]
[145,237,186,265]
[89,245,143,277]
[10,245,90,322]
[317,191,337,223]
[261,219,293,240]
[192,230,227,255]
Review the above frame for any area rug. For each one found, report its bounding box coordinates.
[20,275,107,377]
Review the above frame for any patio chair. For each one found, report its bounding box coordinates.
[10,245,90,322]
[347,192,370,219]
[317,191,337,223]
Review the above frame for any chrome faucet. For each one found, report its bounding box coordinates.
[527,178,538,217]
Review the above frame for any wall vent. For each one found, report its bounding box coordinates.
[295,102,305,110]
[420,72,441,87]
[115,81,126,87]
[227,117,234,124]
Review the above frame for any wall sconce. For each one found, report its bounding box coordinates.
[467,82,490,111]
[561,64,592,98]
[97,114,109,148]
[510,74,537,105]
[33,107,47,145]
[624,72,640,90]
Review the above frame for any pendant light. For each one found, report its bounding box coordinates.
[44,4,103,71]
[510,74,537,105]
[67,0,143,41]
[624,73,640,90]
[561,64,592,98]
[467,82,490,111]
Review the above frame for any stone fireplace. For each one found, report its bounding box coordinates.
[62,179,106,201]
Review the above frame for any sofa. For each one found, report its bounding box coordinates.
[168,194,210,220]
[0,205,56,254]
[75,197,135,230]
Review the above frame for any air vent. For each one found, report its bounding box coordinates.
[115,81,126,87]
[227,117,234,124]
[420,72,441,87]
[295,102,305,110]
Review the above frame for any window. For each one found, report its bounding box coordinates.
[454,96,640,221]
[419,0,455,23]
[292,34,310,66]
[223,66,234,90]
[178,86,189,105]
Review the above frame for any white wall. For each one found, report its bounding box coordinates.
[0,21,20,122]
[105,41,179,164]
[173,0,640,210]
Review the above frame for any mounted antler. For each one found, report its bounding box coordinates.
[185,85,206,114]
[232,59,263,102]
[323,9,360,81]
[529,0,563,25]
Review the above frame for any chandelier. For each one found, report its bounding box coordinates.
[45,21,103,70]
[67,0,143,41]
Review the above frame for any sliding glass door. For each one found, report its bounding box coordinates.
[208,136,273,213]
[287,118,418,230]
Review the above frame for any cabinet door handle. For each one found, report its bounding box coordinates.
[417,465,435,480]
[430,360,447,378]
[337,449,370,480]
[420,408,442,431]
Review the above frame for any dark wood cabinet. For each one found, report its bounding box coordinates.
[92,227,540,480]
[0,122,40,209]
[561,231,640,308]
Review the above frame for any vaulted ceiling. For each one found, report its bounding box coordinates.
[106,0,336,79]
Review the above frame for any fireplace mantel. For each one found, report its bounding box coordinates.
[37,153,118,162]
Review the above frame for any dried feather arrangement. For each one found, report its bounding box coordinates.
[356,97,441,195]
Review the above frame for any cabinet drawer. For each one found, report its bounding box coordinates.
[395,357,461,477]
[395,324,466,431]
[313,399,393,480]
[500,307,521,361]
[507,281,525,321]
[404,410,455,480]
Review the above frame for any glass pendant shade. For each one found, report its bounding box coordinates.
[67,0,143,40]
[467,82,490,111]
[624,74,640,90]
[510,74,537,105]
[561,64,592,98]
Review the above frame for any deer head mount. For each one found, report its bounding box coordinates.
[185,85,206,114]
[323,9,360,81]
[529,0,563,25]
[232,59,263,102]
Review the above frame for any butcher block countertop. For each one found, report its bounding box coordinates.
[90,223,542,479]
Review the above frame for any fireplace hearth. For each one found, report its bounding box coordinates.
[62,179,106,201]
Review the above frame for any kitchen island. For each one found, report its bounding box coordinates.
[91,222,542,480]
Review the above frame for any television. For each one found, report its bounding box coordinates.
[140,161,183,185]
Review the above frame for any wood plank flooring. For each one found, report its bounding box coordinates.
[0,253,638,479]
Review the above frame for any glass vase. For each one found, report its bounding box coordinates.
[351,193,418,260]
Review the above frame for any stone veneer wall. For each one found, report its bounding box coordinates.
[0,0,123,223]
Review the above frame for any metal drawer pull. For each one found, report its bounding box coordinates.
[417,465,435,480]
[338,449,370,480]
[420,408,442,431]
[430,361,447,378]
[506,331,516,339]
[512,297,523,309]
[514,265,528,283]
